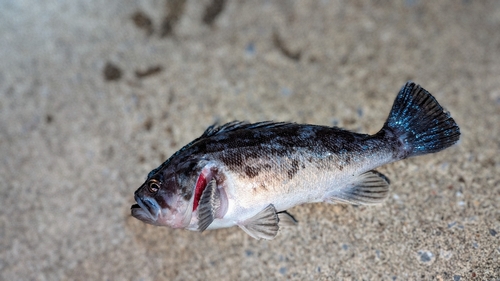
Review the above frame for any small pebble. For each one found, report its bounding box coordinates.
[245,43,255,56]
[417,250,434,263]
[281,87,292,96]
[103,62,122,81]
[357,107,363,117]
[279,267,287,274]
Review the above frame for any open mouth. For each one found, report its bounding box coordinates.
[131,196,160,225]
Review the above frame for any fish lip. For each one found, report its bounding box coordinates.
[131,195,160,224]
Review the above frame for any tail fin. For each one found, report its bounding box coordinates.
[380,82,460,159]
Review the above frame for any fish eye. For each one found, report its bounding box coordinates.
[147,180,160,194]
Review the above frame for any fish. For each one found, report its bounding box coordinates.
[131,82,460,240]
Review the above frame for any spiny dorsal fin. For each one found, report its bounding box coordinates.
[239,204,279,240]
[148,121,294,179]
[330,170,390,205]
[197,178,220,232]
[201,121,293,138]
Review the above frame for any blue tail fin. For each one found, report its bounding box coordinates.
[381,82,460,159]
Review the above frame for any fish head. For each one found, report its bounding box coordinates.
[131,161,201,229]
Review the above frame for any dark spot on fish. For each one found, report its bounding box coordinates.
[213,168,225,184]
[203,0,226,26]
[103,62,122,81]
[184,161,198,172]
[155,192,170,209]
[251,183,268,195]
[131,11,153,35]
[245,166,260,178]
[180,178,195,201]
[342,154,352,169]
[135,65,163,78]
[287,159,300,179]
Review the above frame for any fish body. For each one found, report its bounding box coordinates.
[131,82,460,240]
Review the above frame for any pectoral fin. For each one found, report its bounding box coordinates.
[197,178,220,232]
[239,204,279,240]
[328,170,390,205]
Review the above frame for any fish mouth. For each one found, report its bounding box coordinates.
[131,195,160,225]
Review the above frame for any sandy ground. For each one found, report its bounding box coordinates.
[1,0,499,280]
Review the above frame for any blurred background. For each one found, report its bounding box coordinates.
[1,0,499,280]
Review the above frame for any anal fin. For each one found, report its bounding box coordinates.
[239,204,279,240]
[329,170,390,205]
[197,178,220,232]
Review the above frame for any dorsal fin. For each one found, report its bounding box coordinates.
[147,121,294,179]
[201,121,293,138]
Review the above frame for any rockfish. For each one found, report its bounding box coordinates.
[131,82,460,240]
